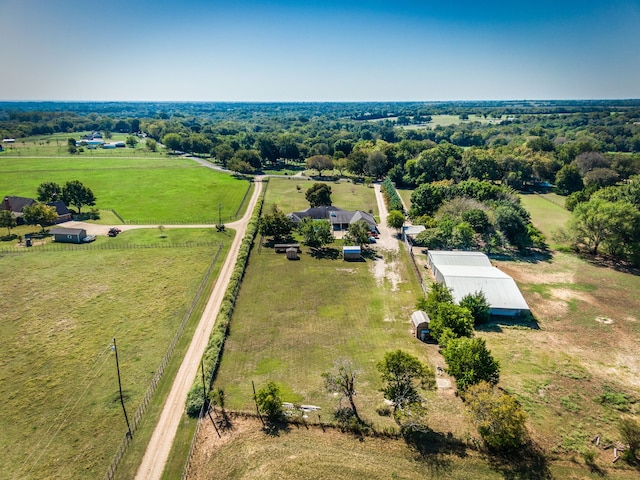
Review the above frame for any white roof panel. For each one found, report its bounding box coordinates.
[443,276,530,311]
[428,250,492,268]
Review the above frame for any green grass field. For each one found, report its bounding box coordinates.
[0,227,234,480]
[0,157,251,223]
[264,177,378,217]
[519,192,572,242]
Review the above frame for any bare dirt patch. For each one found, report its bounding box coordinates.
[371,255,402,292]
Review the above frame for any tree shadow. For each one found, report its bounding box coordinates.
[402,428,469,476]
[262,418,291,437]
[309,247,340,260]
[475,314,541,333]
[489,250,553,264]
[578,252,640,277]
[485,440,552,480]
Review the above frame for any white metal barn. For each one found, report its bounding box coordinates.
[427,251,530,317]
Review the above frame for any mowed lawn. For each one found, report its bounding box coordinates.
[214,181,420,423]
[0,228,233,480]
[0,157,251,223]
[264,177,379,217]
[519,192,572,241]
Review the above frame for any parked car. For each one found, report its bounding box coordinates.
[83,235,96,243]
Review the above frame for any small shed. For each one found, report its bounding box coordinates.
[343,245,361,261]
[50,227,87,244]
[285,247,299,260]
[411,310,431,341]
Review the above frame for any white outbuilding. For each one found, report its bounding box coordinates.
[427,250,530,317]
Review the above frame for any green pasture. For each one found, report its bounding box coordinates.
[0,228,233,480]
[394,114,506,129]
[263,177,378,217]
[0,157,252,223]
[519,192,571,242]
[397,188,413,211]
[0,132,162,157]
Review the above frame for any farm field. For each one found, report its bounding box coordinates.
[189,179,640,478]
[0,157,252,223]
[519,193,572,242]
[0,227,234,480]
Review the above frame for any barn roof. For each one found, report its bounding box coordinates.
[428,250,492,268]
[50,227,86,236]
[429,250,530,314]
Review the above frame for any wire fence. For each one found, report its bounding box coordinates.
[404,235,427,295]
[0,242,223,255]
[103,243,223,480]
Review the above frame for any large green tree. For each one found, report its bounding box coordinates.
[306,155,334,177]
[386,210,405,234]
[344,220,371,248]
[255,382,284,422]
[570,197,640,256]
[465,381,528,451]
[459,291,491,325]
[259,205,293,241]
[377,350,434,416]
[36,181,62,203]
[162,133,182,151]
[555,164,584,195]
[305,183,332,207]
[429,303,474,343]
[22,203,58,232]
[298,217,333,249]
[62,180,96,215]
[442,337,500,391]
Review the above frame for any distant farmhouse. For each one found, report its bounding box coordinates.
[1,196,72,224]
[288,206,377,232]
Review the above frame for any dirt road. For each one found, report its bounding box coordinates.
[373,183,399,252]
[134,178,263,480]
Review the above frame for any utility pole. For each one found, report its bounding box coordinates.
[113,337,132,439]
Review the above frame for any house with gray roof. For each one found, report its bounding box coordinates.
[288,206,377,231]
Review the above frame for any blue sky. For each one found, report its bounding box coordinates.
[1,0,639,101]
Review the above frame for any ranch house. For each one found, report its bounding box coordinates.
[288,206,377,232]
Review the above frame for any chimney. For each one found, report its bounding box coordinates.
[3,196,10,211]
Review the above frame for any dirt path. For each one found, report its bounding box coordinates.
[373,183,399,252]
[134,178,263,480]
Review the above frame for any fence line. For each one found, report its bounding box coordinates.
[103,243,223,480]
[404,236,427,295]
[234,181,254,220]
[0,242,223,255]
